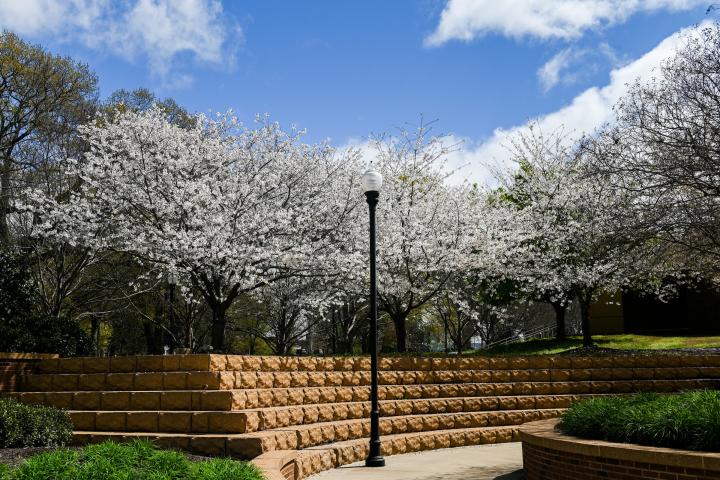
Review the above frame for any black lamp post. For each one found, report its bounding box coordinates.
[361,167,385,468]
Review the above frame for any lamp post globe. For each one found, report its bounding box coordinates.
[362,166,385,468]
[361,168,383,192]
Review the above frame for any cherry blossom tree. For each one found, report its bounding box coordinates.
[364,124,482,352]
[26,107,363,351]
[492,126,665,347]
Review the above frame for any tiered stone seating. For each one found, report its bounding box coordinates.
[6,353,720,478]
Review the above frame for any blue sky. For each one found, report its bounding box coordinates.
[0,0,712,181]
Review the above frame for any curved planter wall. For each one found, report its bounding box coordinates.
[521,419,720,480]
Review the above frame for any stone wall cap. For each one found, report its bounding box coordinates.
[520,418,720,471]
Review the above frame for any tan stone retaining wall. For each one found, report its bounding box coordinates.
[521,419,720,480]
[0,352,58,392]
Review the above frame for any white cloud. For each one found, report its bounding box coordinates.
[0,0,238,85]
[425,0,705,46]
[437,21,706,186]
[538,48,579,92]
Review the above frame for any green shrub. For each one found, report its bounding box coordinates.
[0,399,73,448]
[560,390,720,451]
[2,440,265,480]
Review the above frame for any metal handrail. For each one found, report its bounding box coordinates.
[481,323,557,349]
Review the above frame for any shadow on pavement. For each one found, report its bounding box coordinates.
[493,469,525,479]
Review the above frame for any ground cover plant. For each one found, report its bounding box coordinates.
[0,399,72,448]
[559,390,720,451]
[0,440,265,480]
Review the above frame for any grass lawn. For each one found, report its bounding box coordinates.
[0,440,264,480]
[474,334,720,356]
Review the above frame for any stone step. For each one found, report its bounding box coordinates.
[225,408,565,458]
[19,366,720,392]
[296,425,521,478]
[72,424,522,464]
[39,354,720,375]
[67,395,586,434]
[9,378,717,411]
[69,407,562,438]
[6,389,243,411]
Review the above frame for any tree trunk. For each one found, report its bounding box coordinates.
[392,313,407,353]
[0,156,12,245]
[443,318,449,354]
[579,293,593,347]
[90,317,101,357]
[210,305,228,352]
[550,301,567,341]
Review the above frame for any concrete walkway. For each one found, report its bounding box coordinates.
[307,443,525,480]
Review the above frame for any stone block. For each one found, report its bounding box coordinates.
[493,383,513,396]
[73,392,101,410]
[36,359,59,374]
[44,392,73,409]
[136,355,164,372]
[433,432,451,449]
[350,386,368,402]
[126,412,158,432]
[163,372,188,390]
[83,358,110,374]
[487,357,509,370]
[570,357,593,369]
[161,391,192,410]
[70,411,96,431]
[101,392,130,410]
[105,373,134,390]
[218,372,234,389]
[288,371,308,388]
[110,357,137,373]
[131,392,160,410]
[418,433,436,451]
[134,373,163,390]
[200,391,233,411]
[209,354,227,371]
[179,355,210,371]
[58,357,84,374]
[353,357,371,371]
[432,358,452,371]
[95,412,126,431]
[158,412,191,433]
[549,357,572,369]
[208,412,246,433]
[273,372,292,389]
[255,373,274,389]
[511,370,532,382]
[406,434,422,452]
[190,436,227,457]
[78,374,105,391]
[496,428,514,443]
[186,371,219,390]
[52,374,79,391]
[278,356,298,371]
[260,356,281,372]
[225,355,244,372]
[412,399,431,415]
[550,370,572,382]
[24,374,52,391]
[188,412,209,433]
[492,370,512,383]
[238,356,261,372]
[272,389,290,406]
[162,355,181,372]
[413,357,432,371]
[235,371,257,389]
[18,392,44,406]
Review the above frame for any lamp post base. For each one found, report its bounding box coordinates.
[365,456,386,467]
